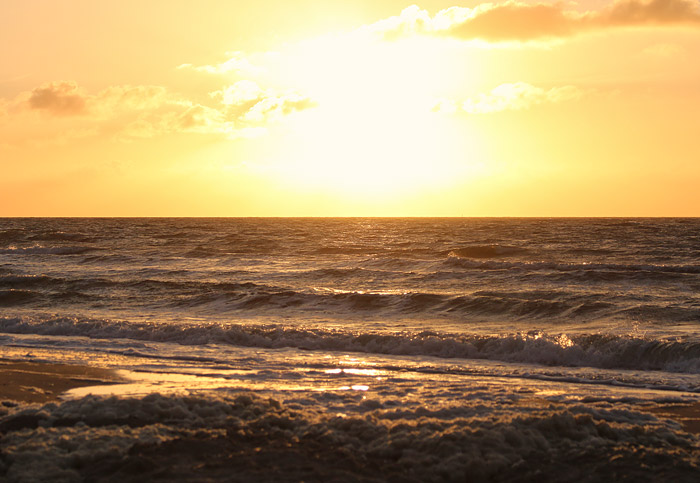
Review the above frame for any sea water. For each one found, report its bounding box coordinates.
[1,218,698,481]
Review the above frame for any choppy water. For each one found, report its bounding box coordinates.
[2,218,699,370]
[1,218,699,481]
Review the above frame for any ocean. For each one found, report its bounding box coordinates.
[1,218,699,481]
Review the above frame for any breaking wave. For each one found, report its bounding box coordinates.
[2,315,700,374]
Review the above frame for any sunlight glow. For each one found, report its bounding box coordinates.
[3,0,700,215]
[256,33,488,199]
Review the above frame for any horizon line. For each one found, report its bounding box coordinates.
[2,215,699,219]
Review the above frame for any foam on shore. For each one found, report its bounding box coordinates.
[1,390,698,482]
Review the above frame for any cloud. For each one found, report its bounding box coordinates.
[364,5,435,40]
[4,81,227,143]
[370,0,700,43]
[431,98,459,114]
[172,104,227,133]
[115,104,230,141]
[444,3,576,42]
[214,80,264,106]
[94,85,169,112]
[605,0,700,25]
[211,80,317,124]
[178,51,262,75]
[5,79,316,145]
[435,82,584,114]
[241,93,316,122]
[92,86,234,139]
[27,81,88,116]
[24,81,171,118]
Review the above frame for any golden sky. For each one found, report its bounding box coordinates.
[2,0,700,216]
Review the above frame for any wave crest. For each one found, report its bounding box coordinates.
[2,316,700,374]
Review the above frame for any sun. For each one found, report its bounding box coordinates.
[255,32,486,200]
[275,103,458,198]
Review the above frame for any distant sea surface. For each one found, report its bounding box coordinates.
[1,218,699,481]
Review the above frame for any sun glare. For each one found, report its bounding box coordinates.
[4,0,699,216]
[257,33,486,199]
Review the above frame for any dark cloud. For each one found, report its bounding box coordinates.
[450,0,700,41]
[378,0,700,43]
[28,81,87,116]
[448,3,575,41]
[605,0,700,25]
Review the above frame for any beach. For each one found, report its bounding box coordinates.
[1,358,699,482]
[1,218,699,481]
[2,359,700,436]
[4,0,700,478]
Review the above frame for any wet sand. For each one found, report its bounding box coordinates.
[0,359,123,404]
[645,403,700,435]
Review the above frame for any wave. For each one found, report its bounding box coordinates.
[0,290,37,306]
[0,274,56,288]
[443,256,700,276]
[316,245,530,259]
[0,229,26,243]
[2,315,700,374]
[159,286,638,321]
[184,237,283,257]
[180,243,439,259]
[0,273,261,292]
[316,246,374,255]
[448,245,528,259]
[183,246,221,258]
[0,245,96,255]
[78,253,135,264]
[26,232,93,242]
[1,271,695,321]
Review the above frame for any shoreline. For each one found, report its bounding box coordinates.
[1,360,698,481]
[0,359,124,404]
[0,359,698,435]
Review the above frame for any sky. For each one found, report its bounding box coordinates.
[1,0,699,216]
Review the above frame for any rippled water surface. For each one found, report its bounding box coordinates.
[1,218,700,373]
[2,218,699,320]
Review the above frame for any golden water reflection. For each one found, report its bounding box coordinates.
[64,366,377,400]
